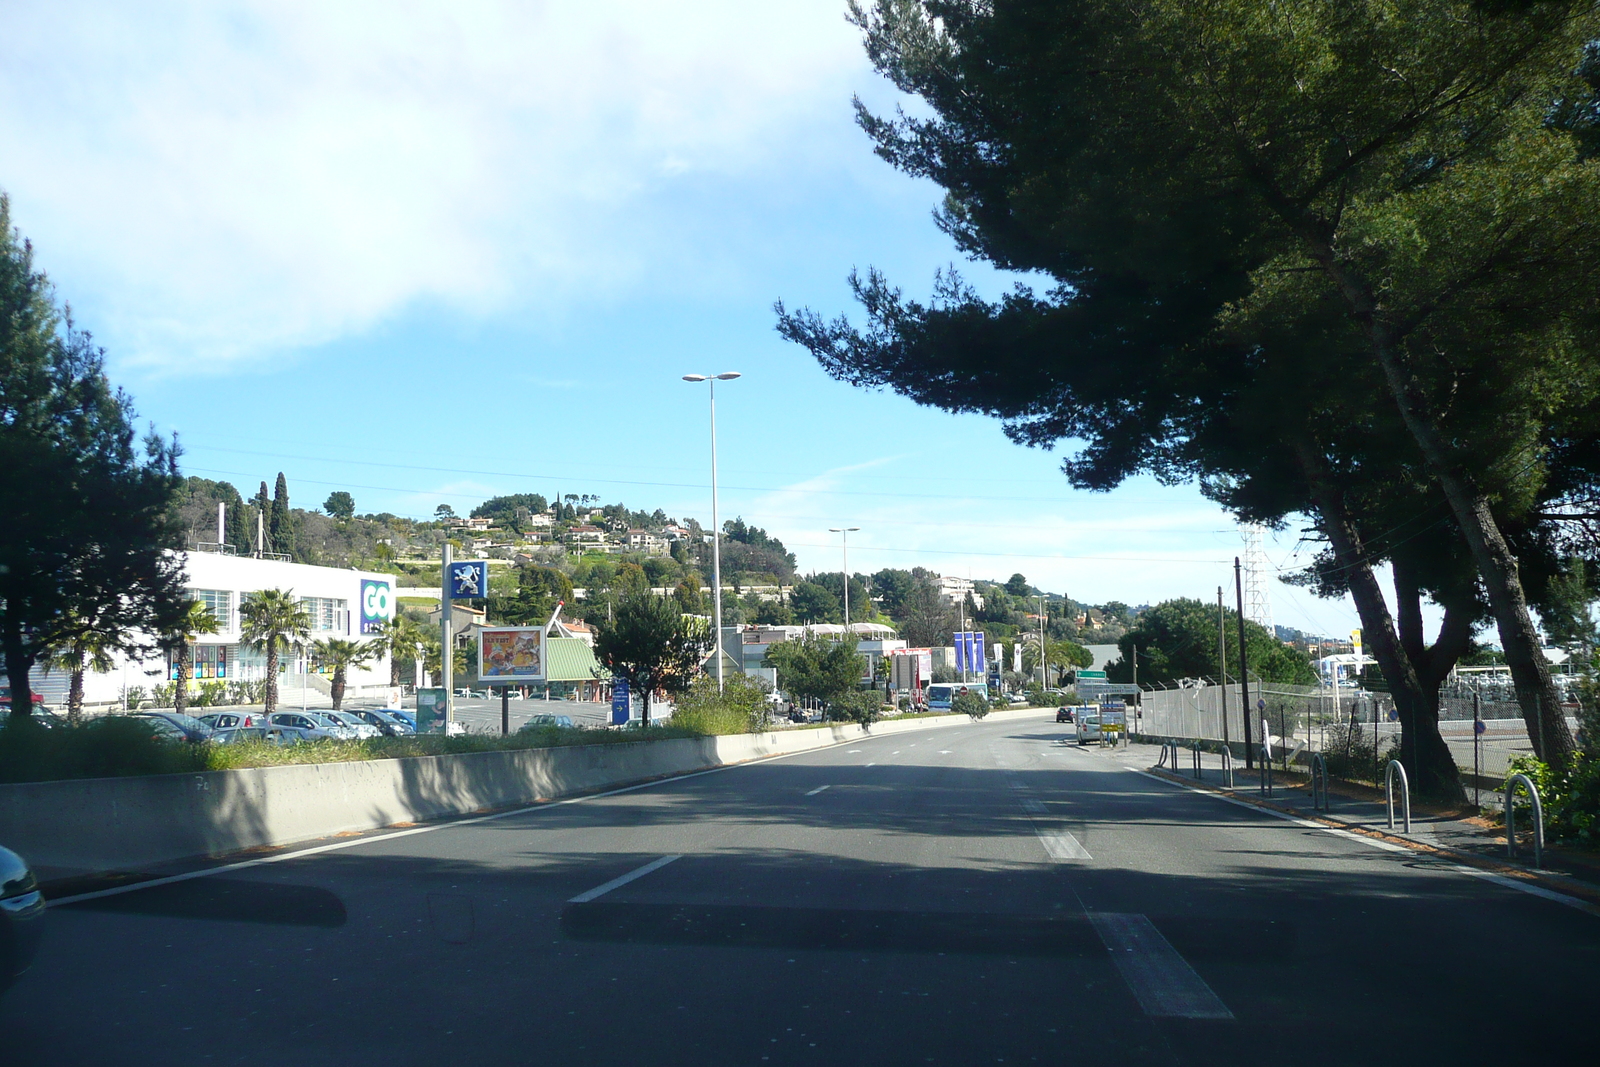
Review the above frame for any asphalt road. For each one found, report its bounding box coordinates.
[5,713,1597,1065]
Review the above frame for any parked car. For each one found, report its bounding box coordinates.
[1076,713,1102,745]
[342,709,414,736]
[0,686,43,709]
[197,712,266,731]
[131,712,215,742]
[267,712,344,742]
[519,714,575,731]
[320,711,379,740]
[210,725,292,745]
[379,709,417,730]
[0,708,66,729]
[1056,706,1076,724]
[0,845,44,997]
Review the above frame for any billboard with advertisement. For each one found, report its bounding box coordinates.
[359,579,393,635]
[478,626,546,683]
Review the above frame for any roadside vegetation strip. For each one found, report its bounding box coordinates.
[1136,764,1600,915]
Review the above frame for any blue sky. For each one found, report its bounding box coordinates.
[0,1,1373,638]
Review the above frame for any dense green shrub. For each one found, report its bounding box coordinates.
[1506,754,1600,846]
[672,674,772,735]
[828,689,885,725]
[0,716,208,782]
[953,691,988,720]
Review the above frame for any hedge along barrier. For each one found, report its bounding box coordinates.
[0,708,1051,879]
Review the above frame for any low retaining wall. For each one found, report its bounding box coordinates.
[0,708,1050,878]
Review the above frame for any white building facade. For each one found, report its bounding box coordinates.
[38,552,398,708]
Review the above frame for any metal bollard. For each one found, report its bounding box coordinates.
[1504,773,1544,869]
[1384,760,1410,833]
[1309,752,1329,812]
[1192,742,1203,780]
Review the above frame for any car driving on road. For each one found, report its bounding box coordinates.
[1056,706,1076,723]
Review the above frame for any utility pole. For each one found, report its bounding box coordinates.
[683,373,741,690]
[829,527,860,634]
[441,541,454,732]
[1235,558,1252,770]
[1217,587,1230,757]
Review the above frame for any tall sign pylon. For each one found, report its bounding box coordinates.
[1241,523,1274,638]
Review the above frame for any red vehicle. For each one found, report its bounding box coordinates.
[0,687,43,708]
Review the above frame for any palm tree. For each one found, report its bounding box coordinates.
[311,637,375,710]
[238,589,311,715]
[47,631,116,725]
[168,600,219,716]
[373,614,427,687]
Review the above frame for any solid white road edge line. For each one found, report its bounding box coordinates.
[1125,767,1598,915]
[568,855,682,903]
[1089,912,1233,1019]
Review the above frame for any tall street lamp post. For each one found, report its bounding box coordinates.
[683,372,741,689]
[828,527,859,633]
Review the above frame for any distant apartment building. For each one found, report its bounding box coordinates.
[934,575,985,610]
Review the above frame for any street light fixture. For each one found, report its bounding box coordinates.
[683,372,741,689]
[828,528,860,634]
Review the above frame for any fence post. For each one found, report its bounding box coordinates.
[1504,773,1544,869]
[1384,760,1411,833]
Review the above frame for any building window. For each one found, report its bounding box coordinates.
[300,597,349,632]
[192,588,234,630]
[194,644,228,679]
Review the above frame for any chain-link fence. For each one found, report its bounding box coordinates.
[1136,680,1574,783]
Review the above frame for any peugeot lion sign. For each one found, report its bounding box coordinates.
[448,560,488,599]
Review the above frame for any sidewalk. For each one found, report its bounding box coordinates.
[1094,739,1600,906]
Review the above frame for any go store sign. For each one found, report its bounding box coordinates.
[359,579,393,634]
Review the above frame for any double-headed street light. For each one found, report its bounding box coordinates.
[828,527,860,634]
[683,372,741,689]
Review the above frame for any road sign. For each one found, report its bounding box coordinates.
[611,678,631,725]
[447,560,489,599]
[1474,719,1487,735]
[1077,670,1107,680]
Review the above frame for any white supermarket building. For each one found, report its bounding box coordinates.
[33,551,398,709]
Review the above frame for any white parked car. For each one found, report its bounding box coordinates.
[321,711,380,739]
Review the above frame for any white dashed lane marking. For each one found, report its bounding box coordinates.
[805,785,831,796]
[1089,913,1233,1019]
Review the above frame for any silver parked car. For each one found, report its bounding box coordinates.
[0,845,44,997]
[268,712,344,741]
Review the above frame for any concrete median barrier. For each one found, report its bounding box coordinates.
[0,708,1052,879]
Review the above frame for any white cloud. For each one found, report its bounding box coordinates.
[0,1,869,372]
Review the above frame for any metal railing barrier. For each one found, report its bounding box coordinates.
[1221,747,1234,790]
[1385,760,1411,833]
[1258,744,1273,796]
[1156,741,1172,769]
[1309,752,1329,812]
[1191,742,1203,780]
[1504,773,1544,869]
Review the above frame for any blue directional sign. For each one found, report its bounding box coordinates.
[611,677,631,725]
[447,560,489,599]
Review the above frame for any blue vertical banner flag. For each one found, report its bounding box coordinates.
[973,632,985,676]
[952,632,966,673]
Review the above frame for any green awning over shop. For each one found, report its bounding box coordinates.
[545,637,602,682]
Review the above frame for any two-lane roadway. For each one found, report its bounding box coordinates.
[5,712,1595,1065]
